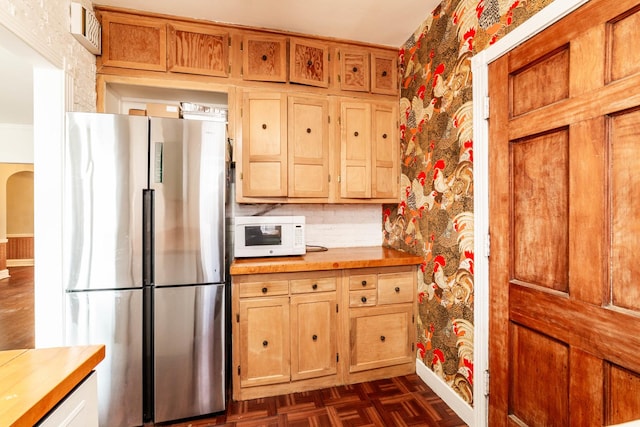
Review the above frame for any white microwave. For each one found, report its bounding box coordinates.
[234,216,306,258]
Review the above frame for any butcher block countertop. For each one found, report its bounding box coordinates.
[0,345,105,426]
[230,246,423,275]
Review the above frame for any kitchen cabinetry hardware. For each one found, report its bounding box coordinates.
[312,283,318,289]
[263,340,268,346]
[361,280,367,286]
[361,296,367,303]
[262,287,268,293]
[380,336,385,341]
[312,334,318,341]
[395,287,400,293]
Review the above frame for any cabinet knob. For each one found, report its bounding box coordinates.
[382,71,388,77]
[361,280,367,286]
[380,336,386,342]
[361,296,367,303]
[382,133,388,139]
[263,340,269,347]
[261,54,268,61]
[312,334,318,341]
[352,66,358,72]
[307,128,312,134]
[262,123,267,130]
[354,131,359,137]
[261,287,268,294]
[312,283,318,290]
[307,59,313,67]
[395,287,400,293]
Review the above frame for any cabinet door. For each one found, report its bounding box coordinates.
[290,37,329,88]
[371,51,398,95]
[349,305,413,373]
[290,293,338,381]
[242,92,288,197]
[100,12,167,71]
[338,49,370,92]
[340,102,371,198]
[243,35,287,82]
[167,23,229,77]
[372,102,399,199]
[239,297,290,387]
[288,95,330,198]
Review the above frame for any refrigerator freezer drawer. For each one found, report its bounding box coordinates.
[65,289,143,427]
[154,283,226,423]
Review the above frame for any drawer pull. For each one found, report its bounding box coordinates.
[361,296,367,303]
[361,280,367,287]
[312,283,318,290]
[380,336,386,342]
[395,287,400,293]
[261,287,268,294]
[312,334,318,341]
[383,133,388,139]
[263,340,268,347]
[262,123,267,130]
[354,131,359,137]
[382,71,388,77]
[352,66,358,72]
[262,54,268,61]
[307,128,312,134]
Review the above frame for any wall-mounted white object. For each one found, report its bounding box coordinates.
[70,2,101,55]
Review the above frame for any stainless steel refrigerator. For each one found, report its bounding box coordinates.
[63,112,227,426]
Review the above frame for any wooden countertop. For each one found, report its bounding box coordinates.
[0,345,105,427]
[230,246,423,275]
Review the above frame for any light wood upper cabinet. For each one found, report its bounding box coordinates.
[338,49,370,93]
[288,95,330,198]
[371,51,398,95]
[167,23,229,77]
[242,35,287,82]
[100,12,167,71]
[241,92,288,197]
[339,100,398,201]
[289,37,330,88]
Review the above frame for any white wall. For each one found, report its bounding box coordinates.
[0,123,33,163]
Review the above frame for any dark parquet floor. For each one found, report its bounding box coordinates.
[0,266,467,427]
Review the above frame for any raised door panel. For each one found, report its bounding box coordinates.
[288,95,330,198]
[242,92,287,197]
[340,102,371,198]
[100,12,167,71]
[371,102,399,199]
[338,49,369,92]
[239,297,290,387]
[243,35,287,82]
[290,293,338,381]
[167,23,229,77]
[370,51,398,95]
[289,37,329,88]
[349,305,413,373]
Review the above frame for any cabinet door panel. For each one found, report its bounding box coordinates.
[291,293,338,380]
[349,305,413,372]
[288,96,330,197]
[290,38,329,88]
[339,49,370,92]
[167,23,229,77]
[371,52,398,95]
[340,102,371,198]
[239,297,290,387]
[372,103,399,199]
[377,271,414,304]
[243,35,287,82]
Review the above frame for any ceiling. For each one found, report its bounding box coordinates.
[93,0,439,47]
[0,0,439,126]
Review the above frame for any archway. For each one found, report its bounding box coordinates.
[6,170,34,267]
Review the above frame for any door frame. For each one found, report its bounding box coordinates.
[471,0,590,425]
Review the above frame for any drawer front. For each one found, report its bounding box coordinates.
[290,277,336,294]
[377,272,414,305]
[239,280,289,298]
[348,274,377,290]
[349,289,377,307]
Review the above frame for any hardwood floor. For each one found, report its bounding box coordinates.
[0,266,35,350]
[0,266,467,426]
[162,375,467,427]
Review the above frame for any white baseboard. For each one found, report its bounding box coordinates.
[416,358,474,426]
[7,259,35,267]
[0,269,9,280]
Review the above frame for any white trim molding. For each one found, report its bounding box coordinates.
[471,0,592,426]
[416,358,474,425]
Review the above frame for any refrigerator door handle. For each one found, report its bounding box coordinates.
[142,189,154,287]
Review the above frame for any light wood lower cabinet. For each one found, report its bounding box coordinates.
[232,265,416,400]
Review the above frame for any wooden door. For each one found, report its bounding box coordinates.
[371,102,399,199]
[290,292,337,381]
[238,297,290,388]
[340,101,371,198]
[241,92,287,197]
[489,0,640,425]
[288,95,330,198]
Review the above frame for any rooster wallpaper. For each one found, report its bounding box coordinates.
[384,0,555,405]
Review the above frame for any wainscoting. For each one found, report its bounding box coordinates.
[6,234,34,267]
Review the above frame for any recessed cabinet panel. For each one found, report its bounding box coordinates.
[372,103,399,199]
[290,38,329,88]
[371,52,398,95]
[100,12,167,71]
[243,35,287,82]
[167,23,229,77]
[341,102,371,198]
[339,49,370,92]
